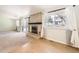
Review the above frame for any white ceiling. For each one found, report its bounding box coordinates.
[0,5,69,19]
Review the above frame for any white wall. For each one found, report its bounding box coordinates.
[0,15,16,31]
[41,6,79,48]
[42,10,68,44]
[42,6,76,45]
[44,28,67,44]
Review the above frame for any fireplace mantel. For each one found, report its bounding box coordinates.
[29,22,42,24]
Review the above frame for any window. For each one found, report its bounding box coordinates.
[46,14,66,27]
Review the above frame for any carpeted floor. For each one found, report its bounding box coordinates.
[0,32,27,52]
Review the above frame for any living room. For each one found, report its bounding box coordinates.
[0,5,79,53]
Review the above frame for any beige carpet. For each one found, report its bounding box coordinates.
[0,32,27,52]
